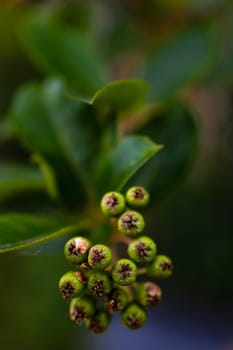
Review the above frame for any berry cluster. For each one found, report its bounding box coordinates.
[59,186,173,334]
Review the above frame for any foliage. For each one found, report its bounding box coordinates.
[0,7,206,254]
[0,74,198,253]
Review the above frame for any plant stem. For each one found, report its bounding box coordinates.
[137,267,147,276]
[110,218,131,245]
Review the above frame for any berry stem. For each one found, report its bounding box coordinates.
[117,235,132,245]
[137,267,147,276]
[110,218,131,245]
[123,285,134,303]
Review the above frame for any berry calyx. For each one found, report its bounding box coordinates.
[88,244,112,270]
[117,210,145,237]
[69,296,95,324]
[64,236,92,264]
[86,310,111,334]
[126,186,150,208]
[112,258,137,286]
[127,236,157,263]
[121,303,147,330]
[101,192,125,217]
[59,271,85,301]
[147,255,173,278]
[87,271,112,297]
[106,287,128,313]
[135,282,162,307]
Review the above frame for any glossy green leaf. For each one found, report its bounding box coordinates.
[11,79,102,205]
[0,213,88,254]
[91,80,148,119]
[0,165,46,201]
[20,20,106,98]
[95,136,163,198]
[128,102,198,200]
[143,25,218,102]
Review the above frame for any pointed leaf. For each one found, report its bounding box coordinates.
[0,213,88,254]
[95,136,163,198]
[0,165,46,201]
[21,20,106,98]
[143,24,218,102]
[128,102,198,200]
[11,79,102,205]
[91,80,148,120]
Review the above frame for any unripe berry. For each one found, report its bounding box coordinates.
[106,287,128,313]
[69,296,95,324]
[87,271,112,297]
[126,186,150,208]
[86,310,111,334]
[147,255,173,278]
[101,192,125,216]
[117,210,145,237]
[121,303,147,330]
[127,236,157,263]
[59,271,85,301]
[135,282,162,307]
[112,258,137,286]
[88,244,112,270]
[64,236,92,264]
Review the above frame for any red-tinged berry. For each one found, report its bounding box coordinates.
[135,282,162,307]
[69,296,95,324]
[59,271,85,301]
[86,310,111,334]
[64,236,92,264]
[106,287,129,313]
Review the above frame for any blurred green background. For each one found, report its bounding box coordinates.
[0,0,233,349]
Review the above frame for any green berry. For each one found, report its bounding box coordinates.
[59,271,85,301]
[106,287,129,313]
[64,236,92,264]
[126,186,150,208]
[127,236,157,263]
[86,310,111,334]
[87,271,112,297]
[69,296,95,324]
[101,192,126,217]
[112,258,137,286]
[117,210,145,237]
[121,303,147,330]
[147,255,173,278]
[135,282,162,307]
[88,244,112,270]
